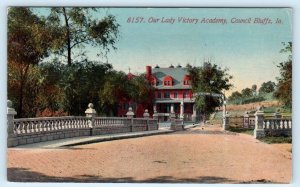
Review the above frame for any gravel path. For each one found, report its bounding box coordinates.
[7,125,292,183]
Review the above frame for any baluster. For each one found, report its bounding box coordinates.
[77,118,81,129]
[34,121,39,133]
[19,122,23,134]
[45,121,49,131]
[274,120,278,130]
[69,119,73,129]
[14,122,19,135]
[31,121,35,133]
[59,120,62,130]
[66,119,70,129]
[53,120,57,131]
[49,120,54,131]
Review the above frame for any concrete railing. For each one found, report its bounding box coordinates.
[223,106,292,139]
[7,101,158,147]
[14,116,91,135]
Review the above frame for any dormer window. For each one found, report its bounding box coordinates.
[183,75,191,85]
[163,76,173,86]
[149,76,157,86]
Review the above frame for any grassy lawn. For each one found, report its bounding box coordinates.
[228,128,254,136]
[259,136,292,144]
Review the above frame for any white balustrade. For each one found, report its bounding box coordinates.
[13,116,90,136]
[263,118,292,130]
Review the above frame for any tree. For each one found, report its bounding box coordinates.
[228,91,242,101]
[47,7,120,65]
[241,88,253,98]
[58,61,113,115]
[259,81,276,94]
[251,84,257,96]
[99,72,155,116]
[8,8,53,117]
[189,62,233,116]
[274,42,292,107]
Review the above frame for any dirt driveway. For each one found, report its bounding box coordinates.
[7,125,292,183]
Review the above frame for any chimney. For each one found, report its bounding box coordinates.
[146,66,152,79]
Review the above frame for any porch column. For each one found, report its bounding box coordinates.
[170,103,174,113]
[192,103,197,122]
[170,103,176,120]
[153,104,157,113]
[180,100,184,120]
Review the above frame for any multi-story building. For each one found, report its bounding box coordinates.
[146,65,197,121]
[117,65,198,122]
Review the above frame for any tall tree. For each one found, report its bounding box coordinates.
[274,42,292,107]
[47,7,120,65]
[259,81,276,94]
[8,8,53,117]
[241,88,253,98]
[189,62,233,116]
[228,91,242,101]
[251,84,257,96]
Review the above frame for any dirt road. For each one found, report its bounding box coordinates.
[7,125,292,183]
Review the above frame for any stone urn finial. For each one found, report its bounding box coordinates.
[143,109,150,118]
[88,103,94,109]
[126,107,135,118]
[85,103,96,117]
[7,100,13,108]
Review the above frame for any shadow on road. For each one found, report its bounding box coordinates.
[7,167,275,183]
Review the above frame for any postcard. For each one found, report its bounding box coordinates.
[7,7,292,183]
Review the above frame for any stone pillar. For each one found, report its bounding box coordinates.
[180,100,184,120]
[254,106,265,139]
[7,100,17,147]
[126,107,135,132]
[243,111,249,128]
[191,103,197,122]
[143,109,150,118]
[143,109,150,130]
[126,107,135,118]
[222,111,230,130]
[85,103,96,129]
[274,109,282,119]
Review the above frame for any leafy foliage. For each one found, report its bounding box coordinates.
[99,72,155,116]
[274,42,292,108]
[241,88,253,98]
[47,7,120,65]
[189,62,233,115]
[259,81,276,94]
[8,8,54,117]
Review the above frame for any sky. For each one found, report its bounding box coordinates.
[35,8,292,95]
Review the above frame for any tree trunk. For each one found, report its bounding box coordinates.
[17,64,29,118]
[62,7,72,66]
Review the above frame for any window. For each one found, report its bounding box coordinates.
[183,92,187,98]
[174,92,178,98]
[163,76,173,86]
[164,92,170,98]
[157,92,162,98]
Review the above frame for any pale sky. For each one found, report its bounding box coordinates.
[35,8,292,95]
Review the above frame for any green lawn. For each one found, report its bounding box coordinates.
[228,128,254,136]
[259,136,292,144]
